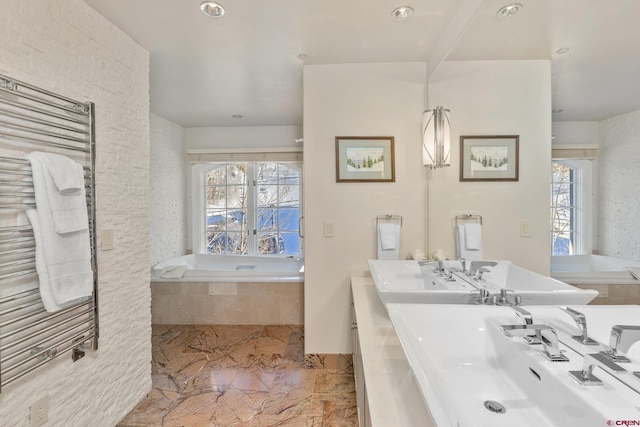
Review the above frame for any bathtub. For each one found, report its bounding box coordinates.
[150,254,305,325]
[152,254,304,282]
[551,254,640,285]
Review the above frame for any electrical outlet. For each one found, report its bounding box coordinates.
[30,395,49,427]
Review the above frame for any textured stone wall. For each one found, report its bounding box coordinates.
[599,110,640,260]
[0,1,152,425]
[150,114,187,266]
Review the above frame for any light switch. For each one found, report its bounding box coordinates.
[324,221,335,237]
[520,221,531,237]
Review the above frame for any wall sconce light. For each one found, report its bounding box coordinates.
[422,106,451,169]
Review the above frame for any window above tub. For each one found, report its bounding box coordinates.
[191,161,302,257]
[551,159,593,256]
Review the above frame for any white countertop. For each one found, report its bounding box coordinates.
[351,276,435,427]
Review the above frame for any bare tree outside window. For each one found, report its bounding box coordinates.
[551,162,574,255]
[205,162,301,256]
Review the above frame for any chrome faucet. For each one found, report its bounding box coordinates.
[475,267,489,282]
[560,307,598,345]
[496,288,515,306]
[604,325,640,363]
[468,260,497,276]
[569,352,626,386]
[512,306,541,344]
[500,324,569,362]
[472,288,491,305]
[513,306,533,325]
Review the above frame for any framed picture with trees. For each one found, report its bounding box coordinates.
[460,135,519,182]
[335,136,395,183]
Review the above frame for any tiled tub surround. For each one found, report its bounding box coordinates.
[151,281,304,325]
[574,283,640,305]
[117,324,357,426]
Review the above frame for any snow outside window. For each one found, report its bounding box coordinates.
[202,162,301,257]
[551,160,592,255]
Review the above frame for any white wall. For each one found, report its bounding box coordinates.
[598,109,640,260]
[150,114,187,265]
[552,121,600,145]
[0,1,151,425]
[186,125,302,150]
[303,62,427,354]
[427,61,552,274]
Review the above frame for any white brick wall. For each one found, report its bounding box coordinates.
[599,109,640,260]
[0,1,152,426]
[150,114,187,266]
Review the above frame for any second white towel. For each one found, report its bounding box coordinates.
[377,223,401,260]
[456,224,483,261]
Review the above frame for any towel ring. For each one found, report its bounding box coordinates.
[454,214,482,227]
[376,214,402,227]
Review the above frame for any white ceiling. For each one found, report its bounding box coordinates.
[82,0,640,127]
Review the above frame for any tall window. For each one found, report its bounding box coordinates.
[204,162,301,256]
[551,158,594,256]
[551,161,575,255]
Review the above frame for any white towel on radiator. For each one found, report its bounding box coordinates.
[456,224,483,261]
[27,152,88,234]
[26,209,92,312]
[377,223,400,260]
[26,152,93,313]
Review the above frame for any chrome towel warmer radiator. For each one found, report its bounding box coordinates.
[0,74,98,392]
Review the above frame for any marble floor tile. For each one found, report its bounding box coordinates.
[117,325,357,427]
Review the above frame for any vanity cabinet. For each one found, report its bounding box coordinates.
[350,276,434,427]
[351,301,371,427]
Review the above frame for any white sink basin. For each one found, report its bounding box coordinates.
[387,304,640,427]
[368,260,478,305]
[368,259,598,306]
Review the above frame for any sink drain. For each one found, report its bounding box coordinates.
[484,400,506,414]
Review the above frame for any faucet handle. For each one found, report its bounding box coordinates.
[569,352,627,386]
[559,307,599,346]
[604,325,640,363]
[496,288,515,306]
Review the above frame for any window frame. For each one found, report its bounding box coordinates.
[191,161,303,257]
[550,159,592,256]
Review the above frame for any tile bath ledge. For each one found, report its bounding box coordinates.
[351,276,435,426]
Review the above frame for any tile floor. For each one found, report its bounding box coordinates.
[117,325,357,426]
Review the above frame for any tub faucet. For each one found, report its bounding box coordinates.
[468,260,497,276]
[560,307,598,345]
[604,325,640,363]
[569,352,626,386]
[500,324,569,362]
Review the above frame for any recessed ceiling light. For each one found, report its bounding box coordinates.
[496,3,522,18]
[391,6,414,21]
[232,114,243,119]
[200,2,225,17]
[552,109,563,114]
[555,47,570,55]
[297,53,309,61]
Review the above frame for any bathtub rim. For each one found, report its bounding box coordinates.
[151,253,305,283]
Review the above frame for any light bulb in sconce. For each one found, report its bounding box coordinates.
[422,106,451,169]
